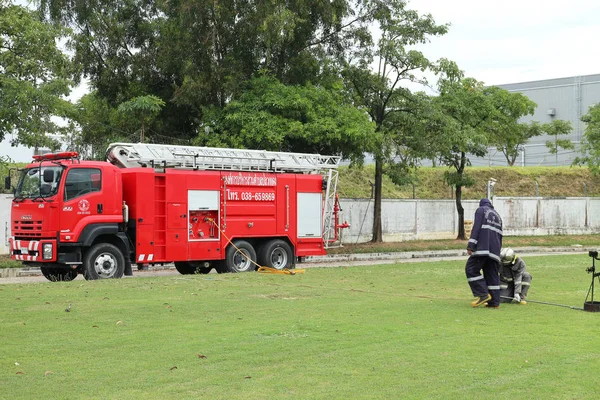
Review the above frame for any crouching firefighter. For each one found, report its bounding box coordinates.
[499,248,531,305]
[465,198,503,308]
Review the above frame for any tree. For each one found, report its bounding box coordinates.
[342,0,449,242]
[483,86,538,166]
[433,76,498,240]
[200,74,375,161]
[38,0,365,141]
[543,119,574,162]
[68,92,134,159]
[117,95,165,143]
[574,103,600,174]
[0,1,74,150]
[496,121,543,166]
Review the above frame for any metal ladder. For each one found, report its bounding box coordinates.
[106,142,341,173]
[106,142,344,247]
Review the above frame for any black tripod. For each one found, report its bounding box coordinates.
[584,251,600,311]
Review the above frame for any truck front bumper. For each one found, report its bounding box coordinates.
[9,238,57,262]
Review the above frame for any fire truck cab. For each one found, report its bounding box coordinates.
[6,144,346,281]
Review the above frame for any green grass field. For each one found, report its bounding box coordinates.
[1,254,600,399]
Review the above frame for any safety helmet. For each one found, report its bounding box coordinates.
[500,248,515,265]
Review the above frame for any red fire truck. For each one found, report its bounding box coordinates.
[6,143,346,281]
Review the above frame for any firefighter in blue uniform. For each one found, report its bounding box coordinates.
[465,198,503,308]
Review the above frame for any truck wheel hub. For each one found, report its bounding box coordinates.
[94,254,116,276]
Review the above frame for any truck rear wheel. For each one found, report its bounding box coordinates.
[83,243,125,280]
[222,240,257,273]
[174,262,212,275]
[41,267,78,282]
[258,240,293,270]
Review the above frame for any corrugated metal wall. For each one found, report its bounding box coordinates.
[471,74,600,167]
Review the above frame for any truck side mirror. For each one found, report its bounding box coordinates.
[4,176,10,190]
[43,169,55,183]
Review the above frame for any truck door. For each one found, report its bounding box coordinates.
[59,167,105,242]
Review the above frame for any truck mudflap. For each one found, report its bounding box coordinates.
[9,238,57,262]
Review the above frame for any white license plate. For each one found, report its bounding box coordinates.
[20,247,28,255]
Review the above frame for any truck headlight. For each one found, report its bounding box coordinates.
[42,243,53,260]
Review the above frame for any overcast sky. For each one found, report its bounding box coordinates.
[4,0,600,161]
[412,0,600,85]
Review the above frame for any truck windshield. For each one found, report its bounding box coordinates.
[14,166,64,199]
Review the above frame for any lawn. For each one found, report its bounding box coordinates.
[1,254,599,399]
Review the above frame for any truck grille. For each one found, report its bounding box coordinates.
[13,220,43,238]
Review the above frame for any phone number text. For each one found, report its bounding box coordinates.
[226,190,275,201]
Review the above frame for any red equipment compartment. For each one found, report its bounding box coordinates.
[188,210,219,240]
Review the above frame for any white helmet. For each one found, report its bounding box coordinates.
[500,248,515,265]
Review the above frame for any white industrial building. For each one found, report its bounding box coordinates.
[472,73,600,167]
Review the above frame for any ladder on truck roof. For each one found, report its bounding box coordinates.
[106,142,341,173]
[106,142,344,248]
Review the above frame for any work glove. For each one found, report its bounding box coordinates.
[513,293,521,303]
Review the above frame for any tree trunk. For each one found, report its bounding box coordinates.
[371,158,384,243]
[455,184,465,240]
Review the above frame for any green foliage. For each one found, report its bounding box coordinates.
[69,92,134,159]
[118,95,165,117]
[0,1,74,148]
[577,103,600,174]
[200,75,374,161]
[118,95,166,142]
[543,119,574,154]
[443,170,476,188]
[39,0,363,141]
[1,255,599,399]
[485,86,539,165]
[432,74,512,238]
[341,1,450,241]
[435,77,495,166]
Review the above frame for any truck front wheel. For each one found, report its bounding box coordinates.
[222,240,257,273]
[83,243,125,280]
[41,267,78,282]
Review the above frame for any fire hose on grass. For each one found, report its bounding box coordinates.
[207,218,304,275]
[500,296,583,311]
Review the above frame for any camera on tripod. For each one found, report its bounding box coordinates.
[585,250,600,311]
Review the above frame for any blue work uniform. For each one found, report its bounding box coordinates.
[465,198,503,306]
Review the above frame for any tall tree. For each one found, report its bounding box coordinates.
[39,0,363,140]
[0,1,74,150]
[483,86,538,166]
[433,76,498,240]
[342,0,449,242]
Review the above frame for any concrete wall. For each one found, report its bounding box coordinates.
[0,195,11,254]
[2,194,600,252]
[338,197,600,244]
